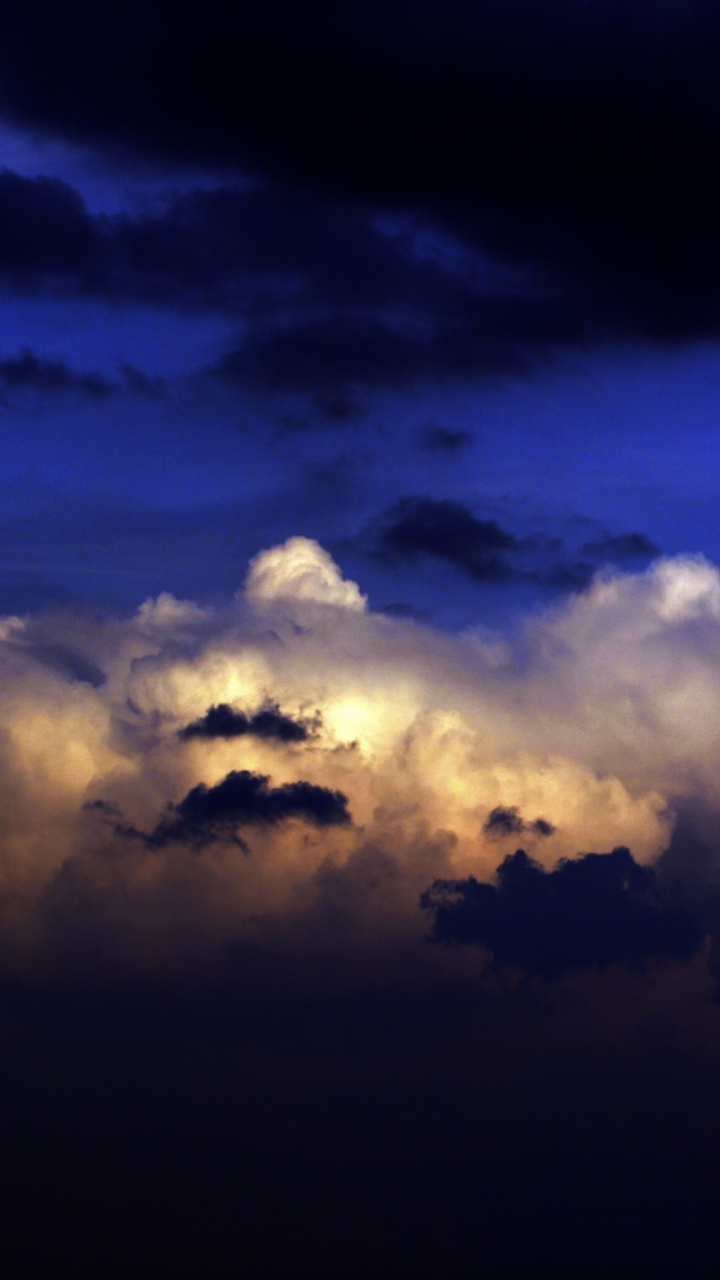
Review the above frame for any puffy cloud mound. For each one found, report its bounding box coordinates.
[245,535,366,613]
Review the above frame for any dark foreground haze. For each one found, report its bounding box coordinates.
[3,965,720,1279]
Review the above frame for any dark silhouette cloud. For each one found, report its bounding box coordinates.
[363,496,661,596]
[371,497,657,590]
[117,769,351,849]
[179,702,313,744]
[484,806,555,839]
[421,847,703,979]
[378,496,519,582]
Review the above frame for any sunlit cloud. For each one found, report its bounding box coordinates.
[1,538,719,974]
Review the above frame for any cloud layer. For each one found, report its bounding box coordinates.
[0,537,719,979]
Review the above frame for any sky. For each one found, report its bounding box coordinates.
[4,3,720,1276]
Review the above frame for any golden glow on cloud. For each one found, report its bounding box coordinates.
[0,537,716,970]
[245,535,367,613]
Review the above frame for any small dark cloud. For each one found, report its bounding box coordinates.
[378,496,518,583]
[179,702,314,744]
[484,805,555,839]
[484,806,524,836]
[421,847,703,979]
[582,532,660,561]
[418,424,473,453]
[114,769,351,850]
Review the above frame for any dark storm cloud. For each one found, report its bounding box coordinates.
[421,847,703,980]
[117,769,351,850]
[1,3,720,342]
[0,169,572,392]
[484,806,555,839]
[179,702,313,744]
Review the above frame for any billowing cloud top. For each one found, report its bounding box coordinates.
[244,536,367,614]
